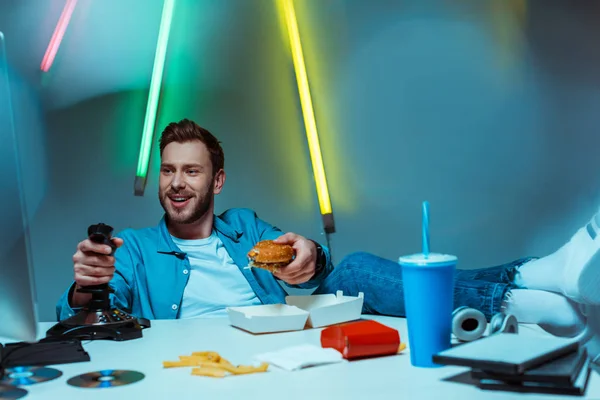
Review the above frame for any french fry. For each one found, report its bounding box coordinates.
[194,361,231,371]
[228,363,269,375]
[178,356,234,367]
[164,352,269,377]
[182,355,235,369]
[191,367,226,378]
[192,361,269,375]
[191,351,221,362]
[218,358,235,368]
[179,356,209,363]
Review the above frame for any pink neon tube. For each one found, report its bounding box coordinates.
[40,0,78,72]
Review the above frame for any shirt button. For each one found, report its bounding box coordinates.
[172,304,178,310]
[183,269,189,275]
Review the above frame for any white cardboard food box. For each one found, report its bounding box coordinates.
[226,304,309,334]
[227,291,364,334]
[286,290,364,328]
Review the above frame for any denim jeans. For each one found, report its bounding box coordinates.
[314,252,537,321]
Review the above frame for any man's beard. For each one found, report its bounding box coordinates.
[159,184,214,225]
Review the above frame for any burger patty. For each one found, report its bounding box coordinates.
[249,261,290,273]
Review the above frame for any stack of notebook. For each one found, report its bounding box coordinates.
[433,333,592,396]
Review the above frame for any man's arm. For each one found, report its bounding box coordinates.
[304,239,333,284]
[253,214,334,288]
[285,239,333,289]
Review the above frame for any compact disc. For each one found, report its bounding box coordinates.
[67,370,145,388]
[1,366,62,386]
[0,384,27,400]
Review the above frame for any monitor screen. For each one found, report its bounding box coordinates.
[0,31,38,343]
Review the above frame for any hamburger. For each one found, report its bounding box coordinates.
[247,240,294,273]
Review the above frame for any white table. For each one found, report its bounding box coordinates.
[4,316,600,400]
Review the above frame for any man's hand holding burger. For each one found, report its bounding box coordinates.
[247,233,318,285]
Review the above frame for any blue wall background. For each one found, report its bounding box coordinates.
[1,0,600,321]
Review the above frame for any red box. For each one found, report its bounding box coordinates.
[320,319,401,360]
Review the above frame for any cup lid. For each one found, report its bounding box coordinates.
[398,253,457,266]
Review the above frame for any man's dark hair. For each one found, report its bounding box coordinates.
[159,119,224,175]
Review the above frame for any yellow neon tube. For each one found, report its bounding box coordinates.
[278,0,332,215]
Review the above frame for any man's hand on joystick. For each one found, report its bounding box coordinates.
[70,224,124,307]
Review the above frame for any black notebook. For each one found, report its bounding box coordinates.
[477,358,591,396]
[433,333,579,374]
[471,347,587,386]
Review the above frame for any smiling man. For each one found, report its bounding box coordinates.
[58,119,330,319]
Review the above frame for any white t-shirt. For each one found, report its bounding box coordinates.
[171,231,261,318]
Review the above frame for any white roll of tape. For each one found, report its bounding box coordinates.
[452,307,487,342]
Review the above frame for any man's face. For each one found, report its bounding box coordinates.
[158,140,223,225]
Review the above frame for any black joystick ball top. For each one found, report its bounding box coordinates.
[88,223,116,255]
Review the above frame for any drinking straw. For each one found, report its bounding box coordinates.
[422,201,430,258]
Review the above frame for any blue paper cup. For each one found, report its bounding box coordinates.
[399,253,457,368]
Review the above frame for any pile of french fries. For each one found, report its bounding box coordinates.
[163,351,269,378]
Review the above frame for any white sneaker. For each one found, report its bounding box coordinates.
[562,214,600,304]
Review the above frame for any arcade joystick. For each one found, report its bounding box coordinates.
[46,224,150,341]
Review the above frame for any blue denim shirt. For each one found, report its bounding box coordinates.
[55,208,333,321]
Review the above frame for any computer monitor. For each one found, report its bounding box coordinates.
[0,31,38,343]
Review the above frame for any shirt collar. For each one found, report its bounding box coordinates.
[157,214,243,254]
[213,214,243,242]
